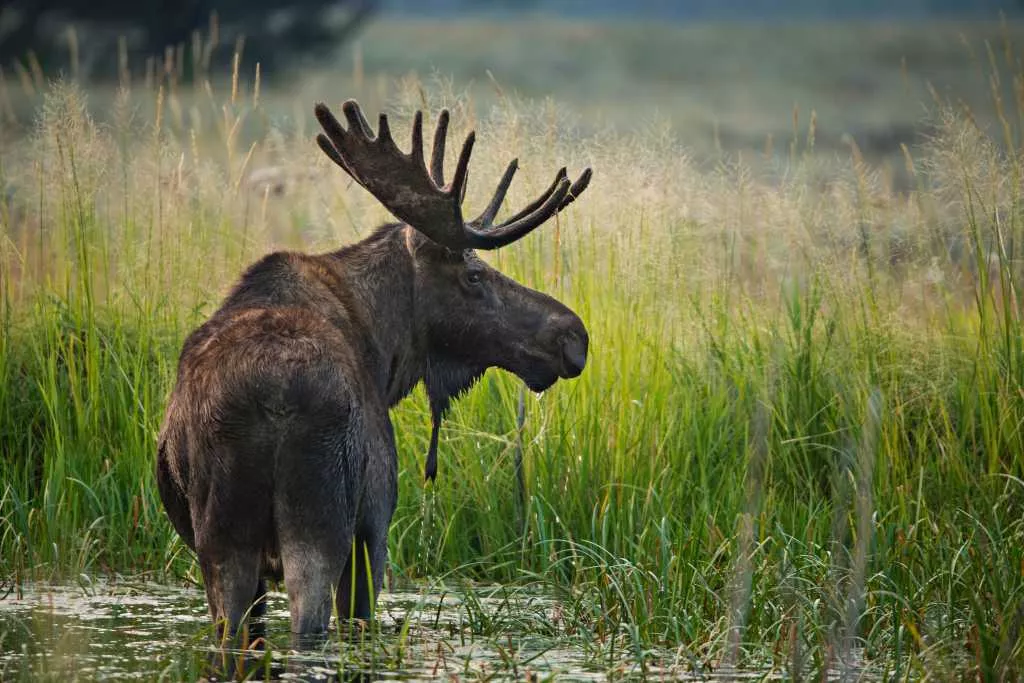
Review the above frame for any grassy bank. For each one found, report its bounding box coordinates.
[2,49,1024,678]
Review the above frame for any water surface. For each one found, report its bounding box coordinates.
[0,579,700,681]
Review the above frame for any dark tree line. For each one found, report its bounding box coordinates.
[0,0,376,79]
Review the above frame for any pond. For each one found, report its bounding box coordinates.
[0,579,727,681]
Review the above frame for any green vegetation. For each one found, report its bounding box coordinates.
[7,19,1022,171]
[2,23,1024,679]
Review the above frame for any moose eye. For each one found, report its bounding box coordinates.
[465,270,483,287]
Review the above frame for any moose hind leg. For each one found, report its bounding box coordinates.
[275,436,353,634]
[198,550,262,638]
[336,533,388,621]
[337,404,397,622]
[275,377,365,634]
[280,538,348,635]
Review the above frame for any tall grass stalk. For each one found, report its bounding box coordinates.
[1,45,1023,678]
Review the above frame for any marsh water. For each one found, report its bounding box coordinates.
[0,580,726,681]
[0,579,879,681]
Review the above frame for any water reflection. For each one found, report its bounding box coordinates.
[0,580,619,681]
[2,580,848,680]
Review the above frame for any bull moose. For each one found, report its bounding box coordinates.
[156,99,591,637]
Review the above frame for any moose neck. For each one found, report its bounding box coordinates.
[328,224,426,407]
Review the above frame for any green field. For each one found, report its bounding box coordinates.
[2,18,1024,680]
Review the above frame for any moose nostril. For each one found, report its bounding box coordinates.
[561,335,587,377]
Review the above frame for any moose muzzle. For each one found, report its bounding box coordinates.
[557,318,588,379]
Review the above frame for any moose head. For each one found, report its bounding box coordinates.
[314,100,591,479]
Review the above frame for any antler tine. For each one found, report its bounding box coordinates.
[474,167,591,238]
[469,159,518,229]
[560,168,593,211]
[449,131,474,200]
[463,165,591,248]
[498,167,569,228]
[410,110,426,172]
[316,133,354,177]
[430,110,450,187]
[342,99,374,138]
[376,113,395,150]
[465,176,572,249]
[316,103,358,178]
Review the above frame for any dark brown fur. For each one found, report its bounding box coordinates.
[157,223,588,635]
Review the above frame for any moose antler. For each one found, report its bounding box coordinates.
[314,100,592,250]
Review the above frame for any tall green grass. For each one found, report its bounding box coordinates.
[2,40,1023,678]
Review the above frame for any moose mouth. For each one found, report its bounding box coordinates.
[524,372,560,393]
[521,339,587,392]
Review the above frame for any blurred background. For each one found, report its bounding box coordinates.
[1,0,1021,182]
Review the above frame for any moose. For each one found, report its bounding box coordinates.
[156,99,592,637]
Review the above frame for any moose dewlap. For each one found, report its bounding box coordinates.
[156,99,591,636]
